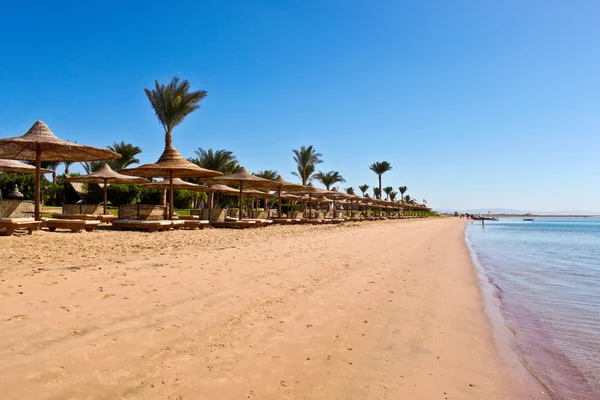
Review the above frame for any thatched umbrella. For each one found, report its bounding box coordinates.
[140,177,208,191]
[287,183,329,219]
[0,159,52,174]
[119,145,222,219]
[0,159,52,200]
[271,176,306,218]
[203,184,239,209]
[64,164,147,215]
[241,188,273,216]
[344,192,360,218]
[202,167,277,221]
[0,121,120,220]
[329,187,351,217]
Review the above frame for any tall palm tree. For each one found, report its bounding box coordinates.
[108,141,142,170]
[291,145,323,185]
[383,186,393,200]
[369,161,392,198]
[389,191,398,201]
[144,77,208,148]
[254,170,278,180]
[81,161,106,174]
[358,184,369,196]
[345,187,355,195]
[191,148,238,175]
[189,147,238,174]
[313,170,345,190]
[399,186,407,203]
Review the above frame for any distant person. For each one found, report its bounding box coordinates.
[482,219,485,226]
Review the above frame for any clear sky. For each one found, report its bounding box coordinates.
[1,1,599,212]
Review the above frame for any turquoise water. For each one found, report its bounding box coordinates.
[466,218,600,400]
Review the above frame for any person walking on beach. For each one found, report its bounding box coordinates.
[482,219,485,226]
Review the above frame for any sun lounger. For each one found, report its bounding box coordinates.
[112,219,173,232]
[211,220,257,229]
[180,220,209,230]
[174,215,200,221]
[0,217,43,235]
[44,218,101,233]
[271,218,300,225]
[51,213,116,223]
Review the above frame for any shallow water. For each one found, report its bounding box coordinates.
[466,218,600,400]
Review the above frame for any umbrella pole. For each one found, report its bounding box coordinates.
[103,178,108,215]
[239,183,243,221]
[309,194,312,219]
[169,170,174,220]
[278,187,282,217]
[35,145,41,221]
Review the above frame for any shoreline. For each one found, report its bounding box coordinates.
[464,223,550,399]
[0,219,546,398]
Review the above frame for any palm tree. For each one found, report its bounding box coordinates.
[254,170,278,180]
[81,161,106,174]
[404,194,416,205]
[389,191,398,201]
[291,145,323,185]
[191,148,238,174]
[313,170,345,190]
[144,77,208,148]
[358,184,369,196]
[373,187,381,199]
[108,141,142,170]
[399,186,407,203]
[345,187,355,195]
[383,186,393,200]
[369,161,392,198]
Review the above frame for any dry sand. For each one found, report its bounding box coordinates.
[0,219,544,399]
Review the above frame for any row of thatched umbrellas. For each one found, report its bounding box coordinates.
[0,121,428,221]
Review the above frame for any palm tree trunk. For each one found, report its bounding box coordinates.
[165,129,173,147]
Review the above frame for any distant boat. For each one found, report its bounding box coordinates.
[523,218,535,222]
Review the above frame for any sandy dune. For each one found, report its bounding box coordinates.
[0,219,542,399]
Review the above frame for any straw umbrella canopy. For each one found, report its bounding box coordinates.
[203,184,239,209]
[344,191,361,218]
[0,159,52,174]
[202,167,278,220]
[0,159,52,200]
[119,144,222,219]
[286,182,330,219]
[271,176,306,218]
[64,163,147,214]
[329,187,352,217]
[140,177,208,191]
[0,121,121,220]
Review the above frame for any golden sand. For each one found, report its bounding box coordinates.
[0,219,543,399]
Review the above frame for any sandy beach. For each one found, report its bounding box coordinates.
[0,219,543,399]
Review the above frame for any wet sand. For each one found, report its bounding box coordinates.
[0,219,543,399]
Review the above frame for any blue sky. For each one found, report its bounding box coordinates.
[1,1,599,211]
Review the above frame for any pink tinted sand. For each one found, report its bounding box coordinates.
[0,219,545,399]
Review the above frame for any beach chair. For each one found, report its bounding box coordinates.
[0,217,43,236]
[181,220,209,230]
[44,218,101,233]
[112,220,173,232]
[50,213,116,223]
[211,220,257,229]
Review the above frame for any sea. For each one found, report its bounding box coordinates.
[466,218,600,400]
